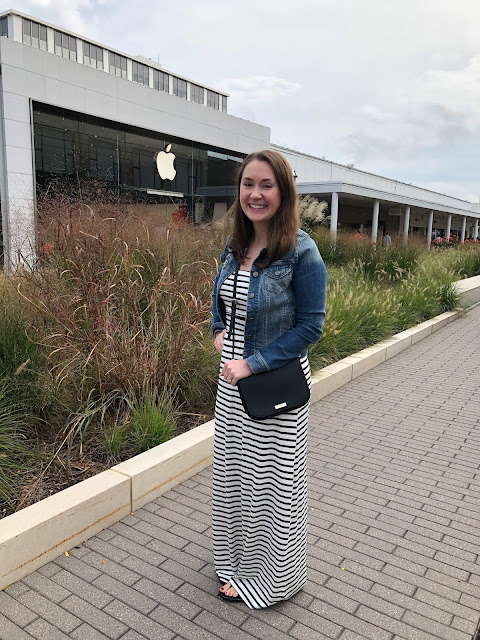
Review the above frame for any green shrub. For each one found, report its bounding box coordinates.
[0,380,36,512]
[443,244,480,279]
[309,272,398,369]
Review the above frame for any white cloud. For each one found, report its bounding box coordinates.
[221,76,302,103]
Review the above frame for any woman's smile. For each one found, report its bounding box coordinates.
[240,159,281,225]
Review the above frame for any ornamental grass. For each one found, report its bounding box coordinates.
[0,202,479,514]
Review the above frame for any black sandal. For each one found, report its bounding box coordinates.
[218,588,242,602]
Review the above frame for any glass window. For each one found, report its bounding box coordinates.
[222,95,227,113]
[190,84,204,105]
[83,42,103,70]
[109,51,127,79]
[132,61,149,86]
[207,90,220,110]
[22,19,47,50]
[54,30,77,60]
[153,69,169,92]
[0,17,8,38]
[173,77,187,99]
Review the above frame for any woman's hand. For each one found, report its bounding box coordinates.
[221,359,253,386]
[214,330,226,354]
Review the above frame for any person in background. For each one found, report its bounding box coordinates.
[382,230,392,247]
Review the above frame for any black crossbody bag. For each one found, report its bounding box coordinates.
[228,267,310,421]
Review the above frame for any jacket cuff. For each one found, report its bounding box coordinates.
[211,322,226,337]
[246,352,269,375]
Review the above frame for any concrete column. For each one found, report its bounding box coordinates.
[330,192,339,241]
[460,216,467,243]
[474,219,479,241]
[0,92,36,269]
[371,199,379,246]
[426,210,434,249]
[445,214,452,242]
[403,205,410,245]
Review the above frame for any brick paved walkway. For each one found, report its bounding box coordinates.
[1,306,480,640]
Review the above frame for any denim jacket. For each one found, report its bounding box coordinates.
[211,229,327,374]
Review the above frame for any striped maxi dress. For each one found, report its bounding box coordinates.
[212,269,311,609]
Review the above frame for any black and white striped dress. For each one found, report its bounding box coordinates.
[212,269,311,609]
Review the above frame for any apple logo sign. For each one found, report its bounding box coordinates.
[155,144,176,181]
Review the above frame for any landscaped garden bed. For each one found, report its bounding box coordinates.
[1,202,480,518]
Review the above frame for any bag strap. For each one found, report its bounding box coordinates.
[227,266,239,359]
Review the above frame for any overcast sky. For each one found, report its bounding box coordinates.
[4,0,480,202]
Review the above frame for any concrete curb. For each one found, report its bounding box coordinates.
[0,278,478,589]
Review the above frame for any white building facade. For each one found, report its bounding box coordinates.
[0,9,478,268]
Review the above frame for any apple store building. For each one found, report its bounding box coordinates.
[0,9,270,266]
[1,9,478,267]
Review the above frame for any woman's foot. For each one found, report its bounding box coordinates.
[218,581,241,601]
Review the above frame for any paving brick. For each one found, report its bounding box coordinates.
[118,633,148,640]
[51,570,113,608]
[0,612,36,639]
[95,529,116,542]
[53,555,101,583]
[450,615,476,635]
[37,563,62,578]
[134,578,202,621]
[153,507,209,532]
[108,533,166,566]
[102,600,174,640]
[241,616,298,640]
[145,539,207,571]
[152,604,226,640]
[108,522,152,546]
[401,610,470,640]
[0,591,38,627]
[133,521,189,550]
[70,623,111,639]
[92,575,157,615]
[24,618,71,639]
[413,587,477,623]
[83,539,129,564]
[21,573,71,604]
[369,584,452,627]
[307,599,392,640]
[4,583,30,598]
[326,578,404,619]
[121,556,184,592]
[17,590,81,634]
[60,595,127,639]
[82,552,140,586]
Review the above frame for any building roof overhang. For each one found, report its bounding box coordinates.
[199,181,479,219]
[296,181,479,219]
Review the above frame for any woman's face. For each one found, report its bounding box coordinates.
[239,160,281,227]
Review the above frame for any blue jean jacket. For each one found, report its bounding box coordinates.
[211,229,327,374]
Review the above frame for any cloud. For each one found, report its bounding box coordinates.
[13,0,97,38]
[221,76,302,103]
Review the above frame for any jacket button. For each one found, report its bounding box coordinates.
[253,271,258,277]
[249,292,255,298]
[275,269,280,275]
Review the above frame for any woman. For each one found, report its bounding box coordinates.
[211,150,327,608]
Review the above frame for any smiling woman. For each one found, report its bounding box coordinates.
[210,150,328,608]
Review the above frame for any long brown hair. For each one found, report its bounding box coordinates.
[228,150,299,267]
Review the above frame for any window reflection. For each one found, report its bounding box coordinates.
[32,103,244,206]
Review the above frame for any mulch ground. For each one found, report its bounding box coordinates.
[0,412,211,520]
